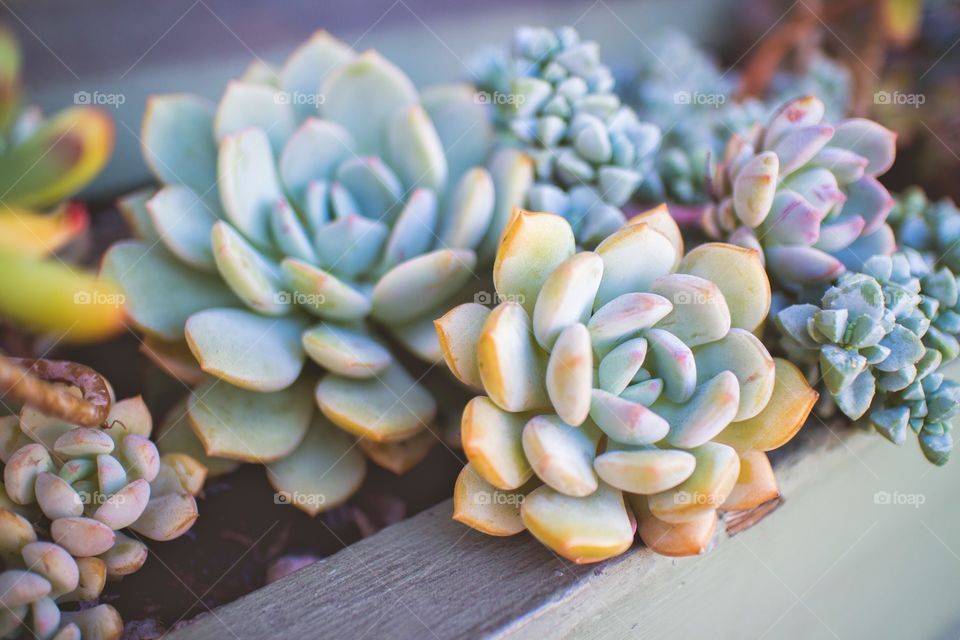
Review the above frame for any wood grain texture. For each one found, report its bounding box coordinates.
[168,423,960,640]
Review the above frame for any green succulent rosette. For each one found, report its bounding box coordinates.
[103,32,533,511]
[0,396,201,640]
[776,250,960,465]
[472,26,662,247]
[438,206,817,561]
[703,95,898,293]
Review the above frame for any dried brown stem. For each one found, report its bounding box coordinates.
[0,356,111,426]
[722,495,785,536]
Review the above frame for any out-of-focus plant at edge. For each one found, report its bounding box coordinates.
[0,27,122,347]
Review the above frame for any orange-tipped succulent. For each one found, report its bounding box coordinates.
[0,27,122,344]
[0,357,202,639]
[438,206,817,561]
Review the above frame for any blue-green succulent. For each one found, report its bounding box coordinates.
[776,251,960,464]
[103,31,535,511]
[472,26,661,247]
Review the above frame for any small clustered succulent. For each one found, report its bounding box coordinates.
[436,206,817,560]
[0,378,201,639]
[703,95,898,293]
[888,187,960,273]
[104,30,539,512]
[776,250,960,464]
[473,26,662,246]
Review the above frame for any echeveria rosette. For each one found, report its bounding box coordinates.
[103,32,532,509]
[776,251,960,465]
[0,397,202,640]
[473,26,661,248]
[437,206,817,561]
[703,95,898,293]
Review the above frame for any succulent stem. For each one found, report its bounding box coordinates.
[0,356,111,426]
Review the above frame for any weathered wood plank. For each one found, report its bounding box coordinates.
[168,424,960,639]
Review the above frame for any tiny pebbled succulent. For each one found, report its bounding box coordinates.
[472,26,662,247]
[702,95,898,293]
[0,27,122,344]
[437,205,817,560]
[888,187,960,274]
[0,372,202,639]
[103,31,534,511]
[776,250,960,465]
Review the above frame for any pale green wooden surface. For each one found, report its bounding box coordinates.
[169,424,960,640]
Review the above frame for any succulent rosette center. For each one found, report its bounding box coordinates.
[438,206,817,560]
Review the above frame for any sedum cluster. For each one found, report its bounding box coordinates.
[0,394,201,639]
[437,206,817,560]
[473,26,661,246]
[703,95,898,292]
[104,31,536,511]
[888,187,960,273]
[776,251,960,464]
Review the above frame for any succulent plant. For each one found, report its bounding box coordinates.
[0,27,122,344]
[0,357,201,639]
[702,95,898,293]
[888,187,960,273]
[776,251,960,465]
[472,26,662,246]
[103,31,534,511]
[438,206,817,560]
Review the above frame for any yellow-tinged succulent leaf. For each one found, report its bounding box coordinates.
[648,442,740,524]
[158,453,207,497]
[0,107,113,209]
[60,605,122,640]
[187,376,314,463]
[129,492,198,542]
[694,328,775,422]
[721,450,779,511]
[715,358,817,452]
[651,274,731,347]
[315,363,435,442]
[493,209,575,316]
[358,429,435,475]
[657,371,740,449]
[881,0,923,47]
[59,557,106,603]
[521,483,634,564]
[594,444,696,495]
[626,203,683,268]
[522,415,601,497]
[435,303,490,390]
[452,463,529,536]
[477,302,549,412]
[461,396,532,490]
[631,494,717,557]
[678,243,770,332]
[102,396,152,445]
[532,252,604,351]
[545,323,593,426]
[594,222,676,309]
[0,252,124,343]
[267,415,366,515]
[371,248,476,324]
[0,202,86,258]
[301,322,392,378]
